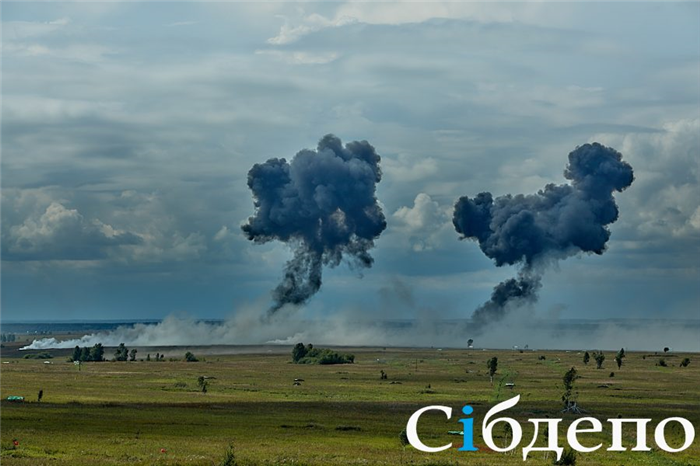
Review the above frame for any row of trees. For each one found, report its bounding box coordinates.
[582,349,619,369]
[71,343,135,362]
[114,343,137,361]
[583,348,690,369]
[71,344,200,363]
[71,344,105,362]
[292,343,355,365]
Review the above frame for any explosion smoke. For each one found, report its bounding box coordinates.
[242,134,387,314]
[454,143,634,328]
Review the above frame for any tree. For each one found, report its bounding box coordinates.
[146,354,151,362]
[292,342,308,362]
[680,358,691,368]
[89,344,104,362]
[561,367,579,410]
[467,339,474,348]
[115,343,129,361]
[80,347,91,362]
[614,348,625,370]
[129,349,138,361]
[593,351,605,369]
[487,357,498,383]
[583,351,590,366]
[185,352,198,362]
[554,447,577,465]
[72,346,81,362]
[663,347,670,353]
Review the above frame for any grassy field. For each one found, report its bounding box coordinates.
[1,343,698,465]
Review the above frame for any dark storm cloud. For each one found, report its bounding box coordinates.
[454,143,634,327]
[242,134,387,314]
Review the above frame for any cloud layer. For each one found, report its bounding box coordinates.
[1,2,698,327]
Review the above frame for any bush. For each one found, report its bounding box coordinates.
[292,343,354,365]
[197,376,208,393]
[185,352,198,362]
[593,351,605,369]
[680,358,691,368]
[23,352,53,359]
[219,443,236,466]
[399,429,409,448]
[335,425,362,431]
[657,359,668,367]
[554,447,577,465]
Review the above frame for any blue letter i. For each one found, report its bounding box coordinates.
[458,405,478,451]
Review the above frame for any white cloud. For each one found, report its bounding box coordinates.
[382,154,439,182]
[592,118,700,242]
[267,13,357,45]
[5,200,140,260]
[392,193,452,251]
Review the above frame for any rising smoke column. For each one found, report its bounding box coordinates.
[453,143,634,328]
[242,134,387,314]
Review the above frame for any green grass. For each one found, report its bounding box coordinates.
[2,346,699,465]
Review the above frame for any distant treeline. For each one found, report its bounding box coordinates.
[69,343,189,362]
[292,343,354,365]
[1,334,17,343]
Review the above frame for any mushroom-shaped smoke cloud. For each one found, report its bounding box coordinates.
[453,143,634,328]
[243,134,387,315]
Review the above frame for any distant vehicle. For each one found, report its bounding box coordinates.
[6,396,24,402]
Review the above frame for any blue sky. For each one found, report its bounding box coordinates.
[2,2,699,323]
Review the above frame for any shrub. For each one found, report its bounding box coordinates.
[197,376,208,393]
[219,443,236,466]
[335,425,362,431]
[185,352,198,362]
[23,352,53,359]
[657,359,668,367]
[399,429,409,448]
[593,351,605,369]
[680,358,691,367]
[292,343,354,365]
[554,447,577,465]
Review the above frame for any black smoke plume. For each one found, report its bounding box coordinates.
[242,135,387,315]
[454,143,634,328]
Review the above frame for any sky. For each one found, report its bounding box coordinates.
[2,1,699,325]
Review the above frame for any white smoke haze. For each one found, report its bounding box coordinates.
[21,304,700,353]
